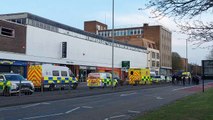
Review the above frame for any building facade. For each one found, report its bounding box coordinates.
[84,21,170,75]
[0,13,148,81]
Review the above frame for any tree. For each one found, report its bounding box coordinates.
[146,0,213,48]
[172,52,183,72]
[206,48,213,60]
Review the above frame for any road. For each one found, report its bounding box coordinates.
[1,82,213,120]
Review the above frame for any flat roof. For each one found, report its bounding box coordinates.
[0,12,147,50]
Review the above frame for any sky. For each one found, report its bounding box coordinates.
[0,0,210,65]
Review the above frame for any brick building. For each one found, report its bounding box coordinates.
[84,21,172,75]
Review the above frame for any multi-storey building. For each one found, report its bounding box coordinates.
[0,13,148,81]
[84,21,172,75]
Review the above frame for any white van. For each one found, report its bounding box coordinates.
[27,64,78,90]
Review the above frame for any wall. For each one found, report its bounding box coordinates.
[25,25,147,68]
[0,20,26,53]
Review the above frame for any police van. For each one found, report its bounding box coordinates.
[27,64,78,90]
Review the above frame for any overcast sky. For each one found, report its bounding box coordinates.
[0,0,210,65]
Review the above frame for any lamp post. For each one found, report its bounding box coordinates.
[185,39,188,72]
[112,0,115,88]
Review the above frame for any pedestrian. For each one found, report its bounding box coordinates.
[188,77,191,85]
[182,76,185,86]
[172,75,175,85]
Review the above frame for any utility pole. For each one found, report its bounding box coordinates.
[111,0,115,88]
[185,39,188,72]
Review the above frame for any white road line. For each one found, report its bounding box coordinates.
[82,106,93,109]
[145,95,164,100]
[22,102,50,108]
[21,103,41,108]
[65,107,80,114]
[128,110,141,114]
[156,97,164,100]
[172,86,197,91]
[104,115,126,120]
[18,113,64,120]
[120,92,137,97]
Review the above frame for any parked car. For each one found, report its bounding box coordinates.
[0,73,34,96]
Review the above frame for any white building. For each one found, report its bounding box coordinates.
[0,13,148,81]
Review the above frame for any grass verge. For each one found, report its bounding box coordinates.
[135,88,213,120]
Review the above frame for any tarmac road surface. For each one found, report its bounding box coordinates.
[1,81,212,120]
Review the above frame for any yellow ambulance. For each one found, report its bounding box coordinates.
[128,68,151,85]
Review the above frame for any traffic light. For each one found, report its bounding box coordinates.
[62,42,67,58]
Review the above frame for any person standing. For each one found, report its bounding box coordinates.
[182,76,185,86]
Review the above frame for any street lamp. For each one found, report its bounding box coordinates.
[112,0,115,88]
[185,39,188,72]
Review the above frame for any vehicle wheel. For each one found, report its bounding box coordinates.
[61,87,65,90]
[25,92,33,95]
[103,83,107,88]
[49,84,55,91]
[89,87,93,89]
[72,83,78,90]
[3,87,10,96]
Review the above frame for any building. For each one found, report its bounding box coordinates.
[0,13,148,81]
[84,21,171,75]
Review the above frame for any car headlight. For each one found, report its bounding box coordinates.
[11,83,18,89]
[30,82,34,88]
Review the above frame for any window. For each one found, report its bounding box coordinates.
[157,53,160,59]
[1,27,15,37]
[52,70,59,76]
[157,61,160,67]
[152,61,155,67]
[0,75,4,81]
[61,71,68,77]
[152,52,155,59]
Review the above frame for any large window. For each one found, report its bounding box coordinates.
[0,27,15,37]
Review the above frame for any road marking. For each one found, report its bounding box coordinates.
[18,113,64,120]
[22,102,50,108]
[65,107,80,114]
[120,92,137,97]
[156,97,164,100]
[0,108,12,112]
[82,106,93,109]
[145,95,164,100]
[128,110,141,114]
[172,86,196,91]
[104,114,126,120]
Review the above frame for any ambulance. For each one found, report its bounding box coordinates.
[87,72,118,89]
[128,68,152,85]
[27,64,78,90]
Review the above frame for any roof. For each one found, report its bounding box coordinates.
[0,12,147,50]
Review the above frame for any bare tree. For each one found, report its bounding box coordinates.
[146,0,213,47]
[206,48,213,60]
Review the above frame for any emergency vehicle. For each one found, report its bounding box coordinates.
[0,73,34,96]
[27,64,78,90]
[87,72,118,89]
[128,68,152,85]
